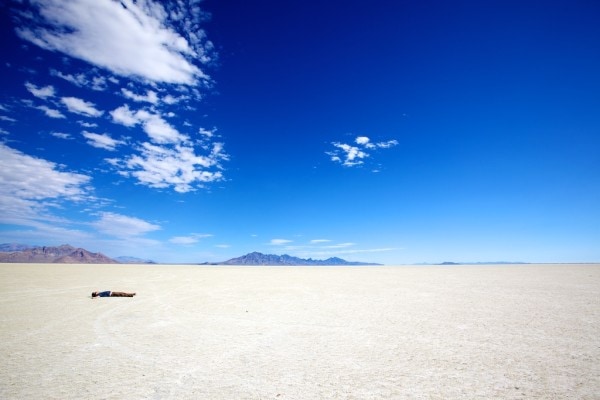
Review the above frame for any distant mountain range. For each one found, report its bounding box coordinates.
[0,244,531,266]
[0,244,116,264]
[113,256,156,264]
[210,252,381,266]
[436,261,528,265]
[0,245,377,266]
[0,244,158,264]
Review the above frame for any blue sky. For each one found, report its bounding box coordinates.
[0,0,598,264]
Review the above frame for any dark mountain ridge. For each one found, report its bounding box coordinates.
[215,252,380,266]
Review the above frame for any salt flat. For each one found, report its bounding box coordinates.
[0,263,598,399]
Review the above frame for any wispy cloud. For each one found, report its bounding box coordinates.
[135,110,186,144]
[51,69,109,91]
[169,237,196,245]
[25,82,55,99]
[82,131,126,151]
[0,143,90,201]
[111,105,186,144]
[327,135,398,168]
[169,233,213,245]
[16,0,214,85]
[78,121,98,128]
[268,237,395,260]
[0,223,94,248]
[92,212,160,238]
[0,143,91,227]
[0,146,163,253]
[122,88,159,104]
[107,140,227,193]
[107,99,228,193]
[297,247,397,258]
[323,242,356,249]
[163,94,189,105]
[199,127,215,138]
[50,132,72,139]
[376,140,398,149]
[354,136,397,149]
[270,238,293,245]
[61,97,103,117]
[51,70,88,87]
[36,105,65,119]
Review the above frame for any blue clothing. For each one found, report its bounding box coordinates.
[98,291,111,297]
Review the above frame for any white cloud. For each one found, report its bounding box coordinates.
[17,0,213,85]
[169,233,212,244]
[90,76,108,91]
[0,143,90,200]
[108,103,228,193]
[169,236,198,245]
[36,105,66,119]
[61,97,104,117]
[310,239,331,244]
[0,128,9,135]
[51,69,109,91]
[376,140,399,149]
[199,127,215,138]
[50,132,72,139]
[0,115,17,122]
[122,88,159,104]
[324,242,356,249]
[12,2,227,196]
[25,82,55,99]
[110,105,139,127]
[328,143,368,167]
[78,121,98,128]
[136,110,186,144]
[328,136,398,168]
[82,131,125,151]
[355,136,371,146]
[92,212,160,238]
[110,141,227,193]
[52,70,87,86]
[274,240,357,255]
[0,223,94,248]
[110,106,186,144]
[0,143,91,226]
[270,239,293,245]
[297,247,397,259]
[162,94,189,104]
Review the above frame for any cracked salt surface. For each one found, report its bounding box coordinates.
[0,263,598,399]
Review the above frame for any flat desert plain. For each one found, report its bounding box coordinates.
[0,263,598,399]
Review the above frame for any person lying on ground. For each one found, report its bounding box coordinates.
[91,291,136,298]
